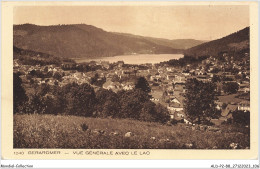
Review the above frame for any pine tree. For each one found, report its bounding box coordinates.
[135,77,151,93]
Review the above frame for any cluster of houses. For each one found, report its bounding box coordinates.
[14,53,250,125]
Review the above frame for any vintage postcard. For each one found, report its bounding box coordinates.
[1,1,259,160]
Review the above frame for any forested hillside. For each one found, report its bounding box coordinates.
[113,32,206,49]
[184,27,249,58]
[14,24,183,58]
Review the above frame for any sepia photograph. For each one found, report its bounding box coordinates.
[11,4,253,150]
[2,0,258,158]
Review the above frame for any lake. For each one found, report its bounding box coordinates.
[74,54,184,64]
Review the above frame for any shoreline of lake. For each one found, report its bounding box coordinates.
[73,54,184,64]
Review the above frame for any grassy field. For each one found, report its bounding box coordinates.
[218,94,244,104]
[14,114,250,149]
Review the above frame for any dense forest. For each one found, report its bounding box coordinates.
[184,27,249,58]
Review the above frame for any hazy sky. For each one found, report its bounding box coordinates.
[14,5,249,40]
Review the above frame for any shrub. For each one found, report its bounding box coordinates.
[53,72,62,81]
[233,110,250,126]
[139,102,157,122]
[154,104,170,123]
[223,82,239,94]
[13,72,28,113]
[80,123,88,131]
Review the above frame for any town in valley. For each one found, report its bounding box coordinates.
[12,5,251,149]
[14,48,250,125]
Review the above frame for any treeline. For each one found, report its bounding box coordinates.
[161,55,209,67]
[14,73,169,123]
[17,55,62,66]
[14,46,75,66]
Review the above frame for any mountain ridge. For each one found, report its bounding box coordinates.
[112,32,206,49]
[14,24,184,58]
[13,24,249,60]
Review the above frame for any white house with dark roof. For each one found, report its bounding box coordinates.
[238,101,250,111]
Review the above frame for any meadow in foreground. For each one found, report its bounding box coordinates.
[14,114,249,149]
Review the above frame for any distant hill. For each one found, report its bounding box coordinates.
[14,24,185,58]
[113,32,206,49]
[184,27,249,58]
